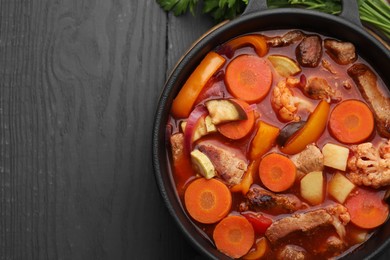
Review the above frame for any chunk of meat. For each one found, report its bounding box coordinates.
[170,133,195,190]
[246,186,306,214]
[197,142,248,185]
[296,35,322,67]
[324,39,357,65]
[266,209,330,244]
[342,79,353,90]
[277,245,307,260]
[300,77,338,102]
[348,63,390,138]
[267,30,306,47]
[271,77,313,122]
[318,235,345,257]
[170,133,185,162]
[321,59,337,74]
[265,204,350,244]
[347,140,390,188]
[291,144,324,179]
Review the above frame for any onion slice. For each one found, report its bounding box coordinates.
[184,106,208,153]
[246,103,258,113]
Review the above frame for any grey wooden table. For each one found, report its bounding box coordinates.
[0,0,389,259]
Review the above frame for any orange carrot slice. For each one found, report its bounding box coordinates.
[345,188,389,229]
[259,153,296,192]
[217,99,255,140]
[184,178,231,224]
[171,52,225,118]
[329,99,374,144]
[213,215,255,258]
[225,55,272,103]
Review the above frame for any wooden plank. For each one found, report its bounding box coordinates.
[0,0,172,259]
[161,5,216,259]
[166,7,215,76]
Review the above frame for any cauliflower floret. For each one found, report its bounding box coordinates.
[271,77,313,122]
[381,140,390,159]
[347,139,390,188]
[326,204,350,240]
[326,203,350,225]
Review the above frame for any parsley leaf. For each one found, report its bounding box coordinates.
[206,0,248,21]
[157,0,248,21]
[268,0,341,14]
[156,0,389,40]
[157,0,199,16]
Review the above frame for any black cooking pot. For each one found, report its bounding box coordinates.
[153,0,390,259]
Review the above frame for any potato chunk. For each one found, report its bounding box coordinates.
[322,143,349,171]
[328,172,355,203]
[300,171,324,205]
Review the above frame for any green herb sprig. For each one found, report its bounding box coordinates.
[157,0,390,40]
[157,0,249,21]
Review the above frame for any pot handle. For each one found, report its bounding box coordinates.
[243,0,362,28]
[242,0,267,15]
[340,0,362,27]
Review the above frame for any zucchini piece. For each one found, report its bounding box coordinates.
[191,149,216,179]
[206,99,247,125]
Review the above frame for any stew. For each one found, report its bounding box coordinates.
[166,29,390,259]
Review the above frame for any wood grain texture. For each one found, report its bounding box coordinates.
[163,6,215,260]
[0,0,178,259]
[166,8,215,76]
[0,0,389,259]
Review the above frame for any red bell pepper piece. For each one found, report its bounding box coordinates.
[241,212,272,235]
